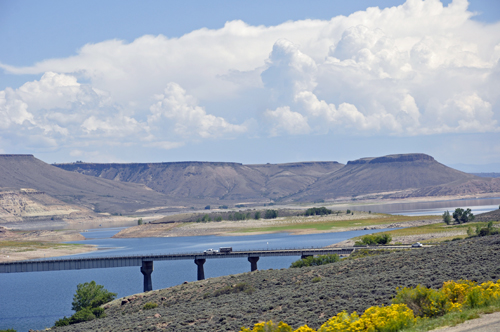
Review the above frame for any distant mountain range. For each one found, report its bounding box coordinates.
[1,153,499,220]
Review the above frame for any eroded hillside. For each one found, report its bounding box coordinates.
[55,153,500,203]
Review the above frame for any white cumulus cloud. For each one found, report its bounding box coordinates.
[0,0,499,158]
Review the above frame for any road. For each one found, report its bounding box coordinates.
[429,311,500,332]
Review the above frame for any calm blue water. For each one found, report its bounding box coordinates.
[347,197,500,216]
[0,228,393,332]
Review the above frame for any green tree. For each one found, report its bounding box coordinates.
[305,207,332,216]
[452,208,474,224]
[137,218,143,225]
[442,211,451,225]
[254,211,261,220]
[264,209,278,219]
[71,281,116,312]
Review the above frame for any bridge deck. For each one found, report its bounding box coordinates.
[0,247,355,273]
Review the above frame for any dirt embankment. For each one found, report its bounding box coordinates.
[51,234,500,332]
[0,226,96,262]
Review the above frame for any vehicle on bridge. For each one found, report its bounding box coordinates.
[219,247,232,253]
[204,248,219,254]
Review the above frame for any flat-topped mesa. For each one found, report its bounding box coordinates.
[0,154,35,158]
[56,161,243,168]
[347,153,435,165]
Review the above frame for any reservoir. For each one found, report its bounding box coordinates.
[0,228,393,332]
[2,196,499,331]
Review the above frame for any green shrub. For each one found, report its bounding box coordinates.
[392,284,449,317]
[442,210,451,224]
[290,254,340,268]
[264,210,278,219]
[54,280,115,327]
[233,212,247,220]
[69,307,96,324]
[143,302,158,310]
[91,307,106,318]
[452,208,475,224]
[137,218,143,225]
[54,316,71,326]
[72,281,116,312]
[355,233,392,246]
[305,207,332,216]
[346,209,351,214]
[254,211,261,219]
[312,277,321,283]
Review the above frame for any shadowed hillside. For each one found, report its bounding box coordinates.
[54,154,500,204]
[55,161,344,202]
[0,155,170,214]
[285,154,493,201]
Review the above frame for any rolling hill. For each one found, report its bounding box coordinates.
[2,153,499,220]
[55,153,500,204]
[288,153,489,201]
[0,154,170,214]
[54,161,344,202]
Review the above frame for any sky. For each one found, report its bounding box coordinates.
[1,0,500,169]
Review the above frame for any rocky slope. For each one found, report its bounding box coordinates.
[0,189,91,223]
[55,154,500,204]
[0,154,171,214]
[289,154,479,201]
[51,235,500,331]
[55,161,344,202]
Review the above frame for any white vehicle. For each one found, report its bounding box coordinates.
[411,242,423,248]
[204,248,218,254]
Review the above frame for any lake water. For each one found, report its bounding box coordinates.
[346,197,500,216]
[0,228,394,332]
[2,196,500,331]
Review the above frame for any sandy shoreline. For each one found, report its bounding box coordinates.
[0,244,97,263]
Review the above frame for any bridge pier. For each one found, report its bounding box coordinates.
[248,256,259,271]
[141,261,154,292]
[195,258,206,280]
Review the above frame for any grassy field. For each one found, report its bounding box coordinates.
[238,214,437,234]
[0,240,84,252]
[383,221,500,243]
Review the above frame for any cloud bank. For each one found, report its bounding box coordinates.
[1,0,499,159]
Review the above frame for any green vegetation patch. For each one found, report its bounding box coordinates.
[386,221,499,238]
[290,254,340,268]
[240,215,434,234]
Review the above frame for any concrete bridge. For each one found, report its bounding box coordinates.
[0,248,354,292]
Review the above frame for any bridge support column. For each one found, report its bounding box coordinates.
[301,255,313,260]
[141,261,154,292]
[248,256,259,271]
[195,258,206,280]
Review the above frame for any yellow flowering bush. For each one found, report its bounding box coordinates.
[317,311,364,332]
[392,285,449,317]
[240,280,500,332]
[240,320,293,332]
[358,304,415,332]
[465,280,500,308]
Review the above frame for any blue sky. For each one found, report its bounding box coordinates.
[0,0,499,169]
